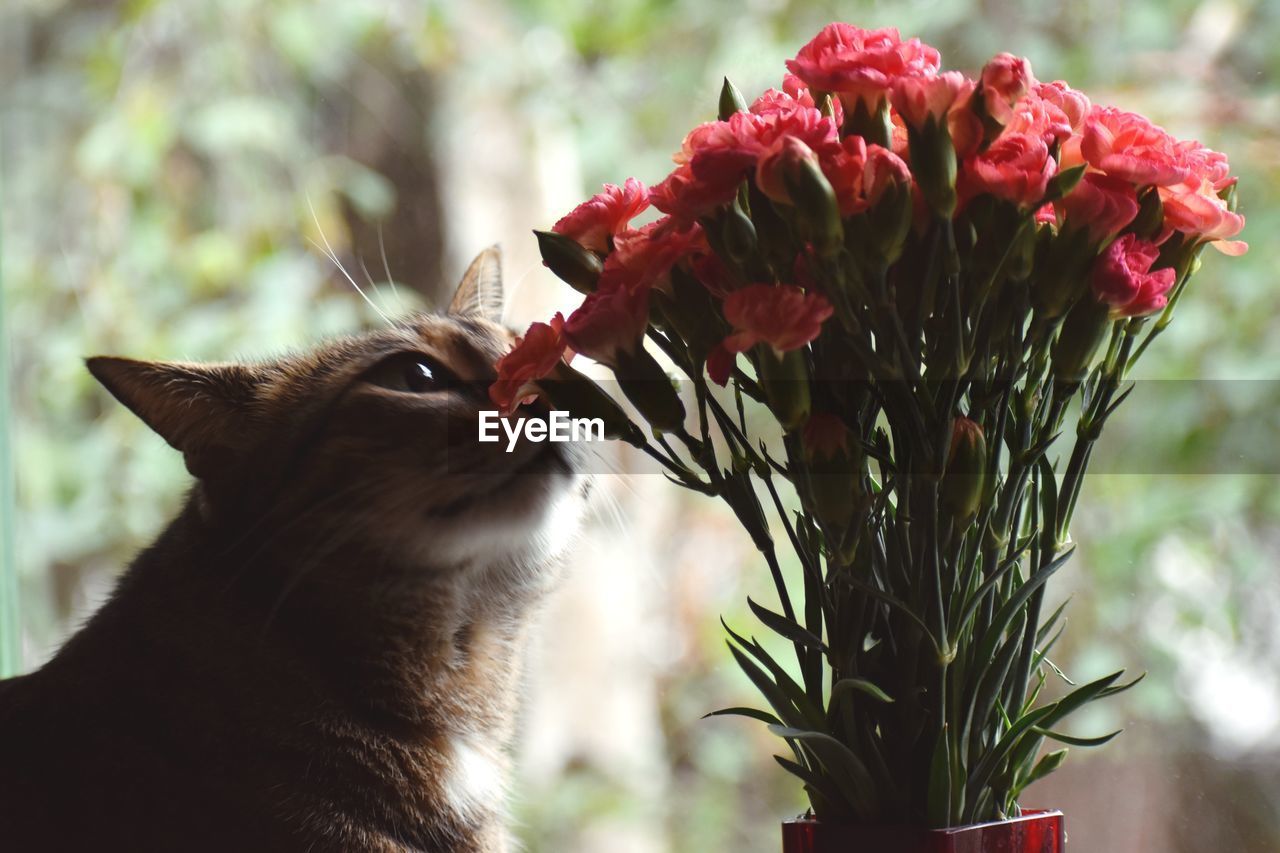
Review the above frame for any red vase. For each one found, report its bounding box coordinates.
[781,810,1064,853]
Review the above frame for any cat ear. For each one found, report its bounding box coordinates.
[86,357,262,477]
[449,245,504,322]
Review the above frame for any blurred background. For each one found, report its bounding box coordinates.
[1,0,1277,850]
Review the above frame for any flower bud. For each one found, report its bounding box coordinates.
[904,116,957,219]
[758,138,844,255]
[1128,187,1165,240]
[614,346,686,433]
[757,346,811,431]
[654,266,727,362]
[799,412,865,533]
[940,417,988,525]
[721,202,758,263]
[1051,294,1111,384]
[538,361,644,446]
[534,229,604,294]
[719,76,749,121]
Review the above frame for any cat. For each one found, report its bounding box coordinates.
[0,248,588,852]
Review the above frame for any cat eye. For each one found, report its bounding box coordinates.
[365,354,454,394]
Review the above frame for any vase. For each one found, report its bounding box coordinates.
[781,810,1064,853]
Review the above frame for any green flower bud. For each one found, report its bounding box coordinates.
[799,412,866,535]
[940,416,988,525]
[1052,294,1112,384]
[538,361,644,446]
[614,346,685,433]
[1129,188,1165,240]
[718,76,749,121]
[905,116,957,219]
[756,346,810,431]
[721,202,758,264]
[784,155,844,256]
[534,229,603,294]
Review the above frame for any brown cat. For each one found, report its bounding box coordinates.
[0,249,587,852]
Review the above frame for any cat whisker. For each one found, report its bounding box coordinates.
[304,193,393,327]
[376,222,406,313]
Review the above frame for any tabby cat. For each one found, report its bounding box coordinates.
[0,249,587,852]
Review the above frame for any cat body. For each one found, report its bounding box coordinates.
[0,250,584,851]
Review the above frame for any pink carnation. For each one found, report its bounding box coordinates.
[1159,179,1247,255]
[861,143,912,208]
[721,284,834,355]
[600,218,707,295]
[962,132,1057,209]
[1058,172,1140,242]
[653,105,840,221]
[551,178,650,254]
[980,53,1037,125]
[1090,233,1177,317]
[1005,92,1073,149]
[1035,81,1091,131]
[786,24,941,113]
[490,314,570,415]
[562,285,650,369]
[890,71,974,130]
[781,73,845,125]
[1080,107,1193,187]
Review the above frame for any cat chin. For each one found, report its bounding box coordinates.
[387,453,588,576]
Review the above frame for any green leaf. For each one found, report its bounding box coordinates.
[1034,727,1122,748]
[1020,748,1068,792]
[830,677,894,705]
[841,576,943,655]
[748,597,827,652]
[703,706,783,726]
[1039,164,1086,204]
[725,642,808,732]
[954,541,1032,638]
[768,725,880,818]
[927,729,953,827]
[774,754,849,821]
[972,546,1075,671]
[724,620,826,729]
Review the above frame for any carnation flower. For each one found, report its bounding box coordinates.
[890,71,973,130]
[786,24,941,113]
[861,143,912,207]
[653,106,840,221]
[1005,92,1073,148]
[490,314,570,415]
[781,73,845,125]
[721,284,834,356]
[979,53,1037,125]
[1080,107,1193,187]
[962,132,1056,209]
[1159,178,1247,255]
[601,218,707,294]
[1058,172,1140,243]
[1090,233,1177,317]
[562,283,651,369]
[1035,81,1091,131]
[551,177,650,254]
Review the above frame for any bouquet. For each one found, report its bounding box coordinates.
[490,23,1246,828]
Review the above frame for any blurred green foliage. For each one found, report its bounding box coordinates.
[2,0,1278,850]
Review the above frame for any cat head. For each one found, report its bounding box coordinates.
[87,248,587,575]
